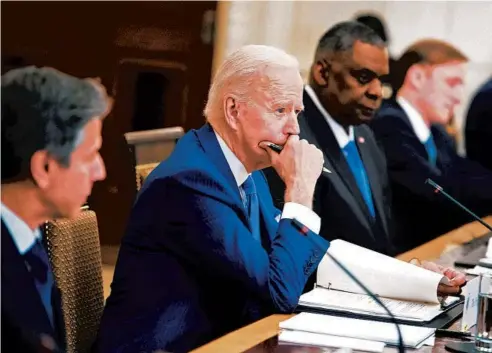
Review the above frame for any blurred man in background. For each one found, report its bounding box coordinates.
[370,40,492,252]
[1,66,111,352]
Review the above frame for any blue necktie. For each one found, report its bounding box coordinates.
[23,238,55,328]
[423,135,437,166]
[241,176,260,242]
[343,140,376,219]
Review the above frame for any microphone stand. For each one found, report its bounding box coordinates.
[425,179,492,232]
[425,178,491,353]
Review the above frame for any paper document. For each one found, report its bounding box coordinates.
[317,240,449,304]
[280,312,436,348]
[299,287,459,322]
[279,330,385,352]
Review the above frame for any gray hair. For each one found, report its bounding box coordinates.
[1,66,110,182]
[315,21,386,58]
[204,44,300,124]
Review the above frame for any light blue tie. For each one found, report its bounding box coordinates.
[423,135,437,166]
[343,140,376,219]
[241,176,260,242]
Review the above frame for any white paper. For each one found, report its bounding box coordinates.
[486,238,492,259]
[279,330,385,352]
[299,287,459,322]
[465,265,492,276]
[461,276,481,332]
[317,240,447,304]
[279,312,436,348]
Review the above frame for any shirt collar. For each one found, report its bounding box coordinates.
[1,202,42,255]
[214,131,250,187]
[397,96,431,143]
[305,85,354,149]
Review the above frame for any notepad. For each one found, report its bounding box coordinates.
[279,312,436,348]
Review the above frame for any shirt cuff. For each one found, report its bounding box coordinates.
[281,202,321,234]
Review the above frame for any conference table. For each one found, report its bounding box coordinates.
[192,216,492,353]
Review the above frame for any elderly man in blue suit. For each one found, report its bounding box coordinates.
[95,45,330,353]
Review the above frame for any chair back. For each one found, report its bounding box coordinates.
[124,126,184,189]
[44,208,104,353]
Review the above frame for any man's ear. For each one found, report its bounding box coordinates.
[224,95,240,130]
[406,64,428,90]
[312,59,330,87]
[30,150,51,189]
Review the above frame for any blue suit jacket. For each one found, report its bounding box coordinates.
[1,221,65,353]
[370,100,492,252]
[94,124,329,353]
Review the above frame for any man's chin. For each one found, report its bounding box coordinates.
[354,113,374,125]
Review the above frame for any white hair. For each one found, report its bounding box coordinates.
[204,44,300,123]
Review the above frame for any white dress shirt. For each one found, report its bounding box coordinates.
[214,131,321,234]
[397,96,431,144]
[1,202,41,255]
[305,85,354,149]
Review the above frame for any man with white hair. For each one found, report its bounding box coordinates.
[94,45,329,353]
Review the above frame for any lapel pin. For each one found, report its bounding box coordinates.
[358,137,365,144]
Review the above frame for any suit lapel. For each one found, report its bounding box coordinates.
[195,123,251,230]
[302,90,374,222]
[355,128,389,235]
[1,221,56,340]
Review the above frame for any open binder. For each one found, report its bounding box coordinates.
[296,240,464,328]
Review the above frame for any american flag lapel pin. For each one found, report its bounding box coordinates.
[358,136,365,144]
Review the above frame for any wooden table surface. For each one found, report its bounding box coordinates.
[192,216,492,353]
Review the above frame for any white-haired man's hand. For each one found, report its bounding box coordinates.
[260,135,324,209]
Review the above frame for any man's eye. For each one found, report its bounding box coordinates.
[295,109,302,115]
[276,108,286,114]
[358,74,373,85]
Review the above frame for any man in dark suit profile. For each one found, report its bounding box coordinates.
[370,40,492,252]
[94,45,330,353]
[1,67,111,352]
[265,21,395,257]
[465,76,492,171]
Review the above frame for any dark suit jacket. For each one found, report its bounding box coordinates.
[1,221,65,353]
[370,100,492,252]
[94,123,329,353]
[265,89,395,264]
[465,78,492,171]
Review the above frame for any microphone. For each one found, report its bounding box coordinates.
[325,250,405,353]
[425,178,492,232]
[266,143,332,174]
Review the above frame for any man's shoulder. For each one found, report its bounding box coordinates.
[373,100,406,120]
[371,100,413,135]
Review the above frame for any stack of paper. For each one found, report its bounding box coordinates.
[299,287,459,322]
[279,312,436,349]
[279,330,386,352]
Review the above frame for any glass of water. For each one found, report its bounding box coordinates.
[476,273,492,352]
